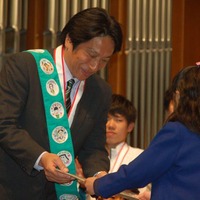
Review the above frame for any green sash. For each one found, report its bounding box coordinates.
[27,49,80,200]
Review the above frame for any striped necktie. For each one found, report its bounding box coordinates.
[66,79,75,113]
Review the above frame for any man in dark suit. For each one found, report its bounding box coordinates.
[0,8,122,200]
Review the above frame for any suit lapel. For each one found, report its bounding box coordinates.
[70,78,95,133]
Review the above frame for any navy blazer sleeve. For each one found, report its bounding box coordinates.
[93,122,183,198]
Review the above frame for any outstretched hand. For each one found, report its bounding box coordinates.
[39,152,73,184]
[75,158,108,197]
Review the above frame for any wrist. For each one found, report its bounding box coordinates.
[93,171,107,178]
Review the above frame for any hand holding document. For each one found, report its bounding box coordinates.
[56,169,139,200]
[55,168,85,183]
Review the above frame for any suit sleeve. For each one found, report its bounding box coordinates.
[0,52,46,175]
[93,122,182,198]
[74,76,111,177]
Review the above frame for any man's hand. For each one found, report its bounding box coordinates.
[75,158,86,188]
[39,152,73,184]
[75,158,85,179]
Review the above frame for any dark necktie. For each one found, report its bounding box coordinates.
[66,79,75,113]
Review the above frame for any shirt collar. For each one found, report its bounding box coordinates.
[110,142,126,159]
[64,61,79,84]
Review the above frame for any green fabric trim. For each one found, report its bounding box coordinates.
[27,49,80,199]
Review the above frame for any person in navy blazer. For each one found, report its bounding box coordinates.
[85,65,200,200]
[0,8,122,200]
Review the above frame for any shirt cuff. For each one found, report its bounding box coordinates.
[93,171,103,177]
[34,151,48,171]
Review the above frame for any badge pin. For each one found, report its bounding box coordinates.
[52,126,68,144]
[59,194,78,200]
[50,102,64,119]
[40,58,54,74]
[46,79,59,96]
[57,150,72,167]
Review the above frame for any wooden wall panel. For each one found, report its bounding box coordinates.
[171,0,200,79]
[26,0,45,49]
[108,0,127,96]
[26,0,127,96]
[26,0,200,90]
[171,0,184,78]
[184,0,200,66]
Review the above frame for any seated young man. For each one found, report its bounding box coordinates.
[88,94,151,200]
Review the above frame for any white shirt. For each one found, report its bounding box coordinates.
[87,142,149,200]
[109,142,143,173]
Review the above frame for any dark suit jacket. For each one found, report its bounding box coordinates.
[0,51,111,199]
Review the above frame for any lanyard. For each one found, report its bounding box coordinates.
[110,142,130,173]
[54,45,85,126]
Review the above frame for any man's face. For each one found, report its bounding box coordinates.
[106,113,134,148]
[64,36,114,80]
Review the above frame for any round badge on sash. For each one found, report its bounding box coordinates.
[46,79,59,96]
[52,126,68,144]
[50,102,64,119]
[59,194,79,200]
[40,58,54,74]
[57,150,73,167]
